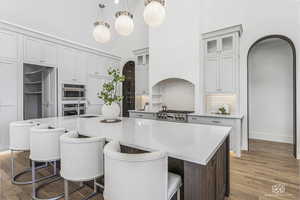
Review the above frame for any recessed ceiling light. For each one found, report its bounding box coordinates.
[114,0,119,4]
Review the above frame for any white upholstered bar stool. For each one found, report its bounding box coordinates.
[103,141,182,200]
[30,124,66,200]
[9,120,46,185]
[60,133,105,200]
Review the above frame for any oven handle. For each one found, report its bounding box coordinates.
[63,87,86,92]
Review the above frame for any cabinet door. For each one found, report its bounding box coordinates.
[41,42,57,66]
[24,38,42,64]
[0,60,18,149]
[87,76,103,105]
[60,47,76,82]
[219,53,235,93]
[219,35,235,93]
[135,65,149,95]
[75,51,87,83]
[0,31,18,61]
[0,61,18,106]
[204,57,219,92]
[0,106,17,149]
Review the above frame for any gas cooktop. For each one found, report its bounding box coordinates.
[156,110,194,122]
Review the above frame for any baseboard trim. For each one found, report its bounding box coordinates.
[0,145,9,152]
[250,131,293,144]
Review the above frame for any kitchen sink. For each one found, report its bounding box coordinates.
[79,115,99,119]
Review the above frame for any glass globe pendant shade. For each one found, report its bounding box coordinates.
[144,0,166,27]
[115,11,134,36]
[93,21,111,43]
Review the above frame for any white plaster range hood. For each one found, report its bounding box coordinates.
[151,78,195,111]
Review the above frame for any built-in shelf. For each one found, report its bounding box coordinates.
[24,91,42,95]
[24,81,42,85]
[24,70,43,75]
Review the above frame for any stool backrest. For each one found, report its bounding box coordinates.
[9,121,37,151]
[30,124,66,161]
[60,133,105,181]
[104,142,168,200]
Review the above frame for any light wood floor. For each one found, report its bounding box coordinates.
[0,139,299,200]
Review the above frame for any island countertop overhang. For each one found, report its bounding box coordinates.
[21,116,231,165]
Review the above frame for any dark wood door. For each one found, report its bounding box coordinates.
[122,61,135,117]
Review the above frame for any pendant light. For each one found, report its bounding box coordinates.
[93,3,111,43]
[144,0,166,27]
[115,0,134,36]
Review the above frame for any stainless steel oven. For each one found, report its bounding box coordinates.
[62,84,86,101]
[62,103,86,116]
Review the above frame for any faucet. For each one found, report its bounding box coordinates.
[77,97,81,118]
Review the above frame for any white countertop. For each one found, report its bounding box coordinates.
[129,110,244,119]
[188,113,244,119]
[128,110,157,114]
[23,116,231,165]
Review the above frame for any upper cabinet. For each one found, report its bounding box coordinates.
[0,31,18,62]
[133,48,149,95]
[203,25,242,94]
[24,37,57,67]
[59,46,87,84]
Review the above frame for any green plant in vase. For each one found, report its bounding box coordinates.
[98,68,125,121]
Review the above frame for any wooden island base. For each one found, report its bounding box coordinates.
[121,136,230,200]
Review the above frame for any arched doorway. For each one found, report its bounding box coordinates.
[247,35,297,157]
[122,61,135,117]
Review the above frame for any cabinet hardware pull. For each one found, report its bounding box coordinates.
[212,120,221,123]
[192,118,198,120]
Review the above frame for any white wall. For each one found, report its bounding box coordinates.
[149,0,201,112]
[0,0,148,60]
[249,39,294,143]
[199,0,300,150]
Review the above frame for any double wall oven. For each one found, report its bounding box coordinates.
[62,84,87,116]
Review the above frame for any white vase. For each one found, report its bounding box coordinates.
[102,102,121,120]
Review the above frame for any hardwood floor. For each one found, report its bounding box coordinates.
[0,139,299,200]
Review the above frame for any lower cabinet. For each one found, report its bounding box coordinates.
[129,112,156,120]
[0,106,17,150]
[207,140,228,200]
[188,115,242,157]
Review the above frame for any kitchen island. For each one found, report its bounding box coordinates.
[23,116,231,200]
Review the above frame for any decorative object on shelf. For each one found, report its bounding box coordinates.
[115,0,134,36]
[144,0,166,27]
[93,3,111,43]
[98,68,125,121]
[217,104,230,115]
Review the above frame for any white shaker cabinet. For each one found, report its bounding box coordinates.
[59,46,87,84]
[24,37,57,67]
[203,25,242,94]
[0,60,18,150]
[0,31,18,61]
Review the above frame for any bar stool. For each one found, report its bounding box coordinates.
[30,124,66,200]
[60,133,105,200]
[9,120,48,185]
[103,141,182,200]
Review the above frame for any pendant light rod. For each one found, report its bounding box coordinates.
[144,0,165,6]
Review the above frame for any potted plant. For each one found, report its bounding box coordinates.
[98,68,125,121]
